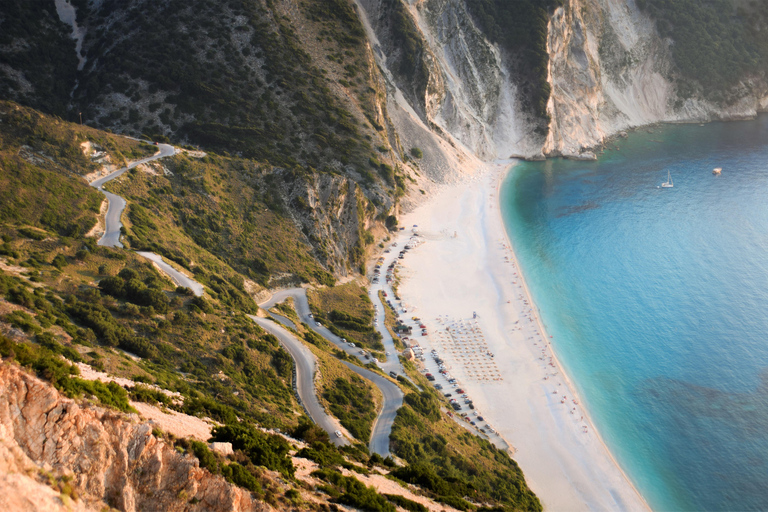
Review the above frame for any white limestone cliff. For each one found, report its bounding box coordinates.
[544,0,768,158]
[359,0,768,166]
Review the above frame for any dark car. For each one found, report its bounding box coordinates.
[444,393,452,397]
[389,371,397,378]
[477,416,484,422]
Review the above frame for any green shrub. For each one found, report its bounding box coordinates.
[52,254,67,269]
[311,468,395,512]
[384,494,427,512]
[210,424,294,477]
[221,462,261,493]
[18,227,47,240]
[323,376,377,442]
[189,440,219,473]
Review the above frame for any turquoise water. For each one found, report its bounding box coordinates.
[500,117,768,512]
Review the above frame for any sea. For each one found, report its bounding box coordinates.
[500,116,768,512]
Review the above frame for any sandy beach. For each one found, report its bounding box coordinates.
[395,163,650,511]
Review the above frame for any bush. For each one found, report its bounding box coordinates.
[130,384,172,407]
[210,424,294,477]
[409,147,423,159]
[18,227,47,240]
[404,391,441,422]
[311,468,395,512]
[296,441,346,468]
[221,462,261,493]
[293,418,330,444]
[52,254,67,269]
[189,440,218,473]
[384,494,427,512]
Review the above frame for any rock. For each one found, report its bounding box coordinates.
[209,442,233,456]
[566,151,597,161]
[0,363,273,512]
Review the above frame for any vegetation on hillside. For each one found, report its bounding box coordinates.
[308,283,383,350]
[0,101,540,510]
[0,0,393,176]
[638,0,768,103]
[0,2,78,116]
[106,154,341,287]
[391,360,543,511]
[323,375,378,442]
[0,101,152,238]
[380,0,431,110]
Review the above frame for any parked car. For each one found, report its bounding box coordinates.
[335,430,342,438]
[389,371,397,378]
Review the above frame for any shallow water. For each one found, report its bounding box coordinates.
[500,117,768,511]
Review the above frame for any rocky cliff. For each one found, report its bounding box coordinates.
[357,0,768,164]
[0,363,271,512]
[356,0,543,180]
[543,0,768,158]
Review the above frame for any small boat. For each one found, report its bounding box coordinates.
[713,167,722,175]
[661,171,674,188]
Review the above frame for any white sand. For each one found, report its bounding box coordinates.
[395,164,650,512]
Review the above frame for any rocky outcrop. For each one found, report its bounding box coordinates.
[0,363,272,512]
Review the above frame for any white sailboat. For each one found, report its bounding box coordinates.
[661,171,674,188]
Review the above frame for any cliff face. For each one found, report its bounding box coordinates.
[0,364,271,512]
[355,0,542,182]
[359,0,768,164]
[544,0,768,158]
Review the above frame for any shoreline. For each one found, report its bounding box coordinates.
[490,165,650,511]
[395,163,650,511]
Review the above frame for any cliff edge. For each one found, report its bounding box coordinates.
[0,363,271,512]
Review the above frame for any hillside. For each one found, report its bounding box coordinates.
[0,100,540,511]
[5,0,767,510]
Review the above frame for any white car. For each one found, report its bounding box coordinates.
[335,430,342,438]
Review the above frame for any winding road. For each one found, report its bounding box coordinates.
[90,143,176,248]
[88,141,402,454]
[135,251,204,296]
[87,142,205,297]
[249,315,349,448]
[260,288,404,456]
[341,361,403,456]
[261,288,405,373]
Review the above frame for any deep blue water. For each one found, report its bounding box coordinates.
[500,117,768,512]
